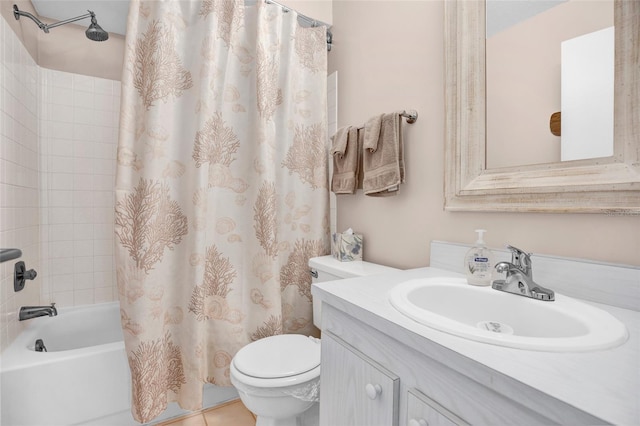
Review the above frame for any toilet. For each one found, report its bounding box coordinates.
[230,255,398,426]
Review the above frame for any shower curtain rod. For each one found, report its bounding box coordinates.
[264,0,333,51]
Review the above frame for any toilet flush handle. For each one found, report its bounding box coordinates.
[309,268,318,279]
[365,383,382,400]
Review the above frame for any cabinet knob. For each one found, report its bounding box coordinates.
[365,383,382,400]
[408,419,428,426]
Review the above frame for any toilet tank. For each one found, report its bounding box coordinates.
[309,255,399,329]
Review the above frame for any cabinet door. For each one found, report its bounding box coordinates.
[320,332,399,426]
[406,389,469,426]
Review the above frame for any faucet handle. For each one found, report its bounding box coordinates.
[506,245,532,272]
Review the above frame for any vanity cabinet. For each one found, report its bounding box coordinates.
[318,303,603,426]
[320,332,399,426]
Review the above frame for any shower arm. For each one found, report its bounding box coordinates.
[13,5,94,34]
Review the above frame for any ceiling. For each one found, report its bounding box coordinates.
[31,0,129,35]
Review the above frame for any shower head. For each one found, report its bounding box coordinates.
[13,5,109,42]
[85,14,109,42]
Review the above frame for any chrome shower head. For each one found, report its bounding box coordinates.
[13,5,109,42]
[85,14,109,42]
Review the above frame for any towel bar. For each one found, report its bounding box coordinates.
[357,110,418,129]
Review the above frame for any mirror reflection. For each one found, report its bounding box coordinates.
[486,0,614,169]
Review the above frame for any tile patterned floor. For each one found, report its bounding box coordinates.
[157,399,256,426]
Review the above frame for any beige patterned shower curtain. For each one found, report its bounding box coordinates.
[114,0,329,422]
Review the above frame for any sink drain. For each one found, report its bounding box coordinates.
[477,321,514,335]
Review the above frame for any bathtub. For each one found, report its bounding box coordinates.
[0,302,238,425]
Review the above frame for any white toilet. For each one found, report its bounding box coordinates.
[230,255,398,426]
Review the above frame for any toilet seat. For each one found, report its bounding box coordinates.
[234,334,320,379]
[231,334,321,388]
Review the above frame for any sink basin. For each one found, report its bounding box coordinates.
[388,277,628,352]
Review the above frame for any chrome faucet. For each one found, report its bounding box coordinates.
[492,246,555,301]
[19,303,57,321]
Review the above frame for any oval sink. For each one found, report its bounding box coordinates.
[388,277,628,352]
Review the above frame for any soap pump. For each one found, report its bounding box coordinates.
[464,229,494,286]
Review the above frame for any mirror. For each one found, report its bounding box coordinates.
[486,0,614,168]
[444,0,640,213]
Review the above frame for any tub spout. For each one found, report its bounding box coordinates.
[19,303,57,321]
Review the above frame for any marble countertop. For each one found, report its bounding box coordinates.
[312,267,640,425]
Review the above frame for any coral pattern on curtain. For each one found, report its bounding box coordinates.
[115,0,329,421]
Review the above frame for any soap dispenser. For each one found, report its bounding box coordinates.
[464,229,494,286]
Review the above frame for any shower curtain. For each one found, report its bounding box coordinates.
[114,0,329,421]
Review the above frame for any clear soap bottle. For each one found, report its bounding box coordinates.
[464,229,494,286]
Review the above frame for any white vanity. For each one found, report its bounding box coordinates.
[312,242,639,425]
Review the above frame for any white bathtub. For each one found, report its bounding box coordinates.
[0,302,238,425]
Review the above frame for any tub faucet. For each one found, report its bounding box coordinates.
[491,246,555,301]
[19,303,57,321]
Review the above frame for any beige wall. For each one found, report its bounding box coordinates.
[282,0,332,25]
[329,1,639,269]
[486,0,613,169]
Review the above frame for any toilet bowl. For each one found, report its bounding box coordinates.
[230,334,321,426]
[230,256,399,426]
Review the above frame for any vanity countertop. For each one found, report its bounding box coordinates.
[312,267,640,425]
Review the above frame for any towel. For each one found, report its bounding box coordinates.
[331,126,359,194]
[362,112,404,196]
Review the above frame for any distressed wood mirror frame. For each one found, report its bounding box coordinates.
[444,0,640,213]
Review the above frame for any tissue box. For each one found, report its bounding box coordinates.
[332,232,363,262]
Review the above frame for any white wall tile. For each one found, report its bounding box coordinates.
[73,91,93,109]
[73,74,94,93]
[94,286,115,303]
[51,105,74,123]
[49,138,74,157]
[49,224,74,241]
[51,290,73,306]
[73,224,94,240]
[50,172,74,190]
[74,289,94,305]
[73,174,93,191]
[93,239,113,256]
[74,139,95,158]
[74,273,94,290]
[73,190,94,208]
[74,240,94,257]
[50,241,74,257]
[50,190,73,206]
[73,257,94,274]
[73,207,94,223]
[50,207,74,224]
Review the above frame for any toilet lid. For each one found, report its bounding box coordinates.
[233,335,320,379]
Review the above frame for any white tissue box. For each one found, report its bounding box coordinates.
[332,232,363,262]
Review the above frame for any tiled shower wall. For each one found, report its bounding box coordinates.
[0,16,41,351]
[0,16,120,351]
[39,68,120,307]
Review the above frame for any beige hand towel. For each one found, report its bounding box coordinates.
[331,126,359,194]
[363,114,383,152]
[362,112,404,196]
